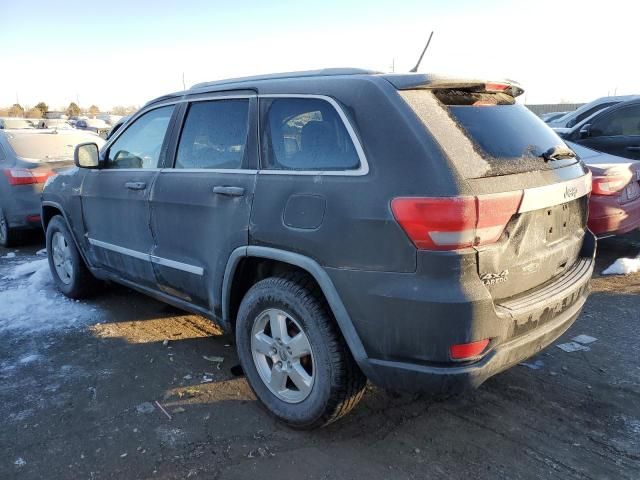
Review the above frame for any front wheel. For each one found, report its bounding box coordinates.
[46,215,98,298]
[235,275,367,429]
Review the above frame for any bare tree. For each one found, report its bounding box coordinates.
[35,102,48,116]
[8,104,25,117]
[88,105,100,116]
[66,102,81,118]
[26,107,43,119]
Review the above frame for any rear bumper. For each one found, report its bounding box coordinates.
[4,185,43,230]
[365,297,586,393]
[588,194,640,236]
[327,232,596,394]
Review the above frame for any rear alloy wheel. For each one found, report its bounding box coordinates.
[46,215,98,298]
[236,275,367,429]
[251,308,315,403]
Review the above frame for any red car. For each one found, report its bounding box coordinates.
[568,141,640,237]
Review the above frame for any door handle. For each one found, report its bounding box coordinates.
[125,181,147,190]
[626,146,640,151]
[213,186,245,197]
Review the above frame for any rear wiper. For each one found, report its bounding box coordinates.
[540,145,577,162]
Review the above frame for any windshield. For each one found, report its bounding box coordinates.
[7,132,103,161]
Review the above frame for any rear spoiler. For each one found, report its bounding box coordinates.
[381,73,524,97]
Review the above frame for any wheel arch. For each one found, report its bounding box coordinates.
[41,201,91,268]
[222,246,369,368]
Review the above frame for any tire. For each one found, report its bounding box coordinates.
[46,215,98,298]
[235,274,367,429]
[0,208,21,248]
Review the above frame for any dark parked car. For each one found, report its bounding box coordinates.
[547,95,639,129]
[75,118,110,138]
[0,129,105,246]
[561,98,640,162]
[41,69,595,428]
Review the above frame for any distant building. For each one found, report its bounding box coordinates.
[526,103,584,116]
[44,111,68,120]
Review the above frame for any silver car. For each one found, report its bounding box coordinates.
[0,129,105,246]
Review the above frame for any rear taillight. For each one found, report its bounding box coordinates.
[391,191,523,251]
[3,168,53,186]
[450,339,490,360]
[591,173,632,196]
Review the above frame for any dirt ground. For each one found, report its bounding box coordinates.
[1,233,639,480]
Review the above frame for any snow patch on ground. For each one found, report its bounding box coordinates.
[6,258,49,279]
[602,256,640,275]
[0,258,101,334]
[18,353,41,365]
[1,252,16,259]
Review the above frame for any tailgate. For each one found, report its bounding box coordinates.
[399,86,593,300]
[476,177,591,300]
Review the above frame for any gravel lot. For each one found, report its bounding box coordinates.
[1,233,639,480]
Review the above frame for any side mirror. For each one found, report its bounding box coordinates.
[579,124,591,139]
[74,142,100,168]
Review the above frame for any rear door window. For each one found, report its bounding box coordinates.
[175,99,250,169]
[260,97,360,171]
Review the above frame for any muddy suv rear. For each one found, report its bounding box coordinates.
[328,77,595,393]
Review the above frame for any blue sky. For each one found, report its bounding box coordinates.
[2,0,638,110]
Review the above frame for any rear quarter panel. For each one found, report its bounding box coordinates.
[250,77,462,273]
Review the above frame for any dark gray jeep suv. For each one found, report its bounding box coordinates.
[42,68,596,428]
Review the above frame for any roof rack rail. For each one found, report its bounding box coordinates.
[190,68,380,90]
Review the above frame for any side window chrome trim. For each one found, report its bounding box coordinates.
[258,94,369,177]
[108,94,368,176]
[89,168,163,173]
[159,168,257,174]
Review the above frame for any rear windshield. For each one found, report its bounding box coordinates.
[7,132,102,161]
[402,89,578,178]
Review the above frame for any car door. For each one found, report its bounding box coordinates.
[149,94,257,312]
[578,104,640,160]
[81,104,177,289]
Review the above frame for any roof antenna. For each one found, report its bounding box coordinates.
[410,31,434,73]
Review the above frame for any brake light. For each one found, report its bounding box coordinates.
[3,168,53,186]
[450,339,490,360]
[591,173,632,196]
[391,191,523,251]
[484,82,510,92]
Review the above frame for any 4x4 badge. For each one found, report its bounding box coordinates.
[480,270,509,286]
